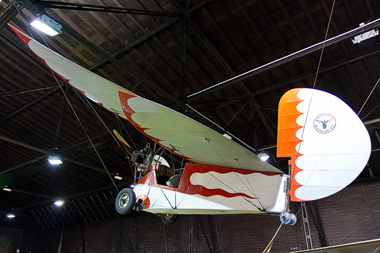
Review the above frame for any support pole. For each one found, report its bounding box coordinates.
[112,216,119,253]
[57,226,65,253]
[196,216,214,253]
[300,202,313,249]
[81,224,86,253]
[207,216,215,252]
[189,215,194,253]
[120,218,135,252]
[308,202,327,247]
[133,216,139,253]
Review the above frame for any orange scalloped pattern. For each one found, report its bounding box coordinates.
[277,88,304,202]
[118,90,191,161]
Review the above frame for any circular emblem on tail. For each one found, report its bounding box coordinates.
[314,114,336,134]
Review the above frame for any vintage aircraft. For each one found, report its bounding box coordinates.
[9,24,371,225]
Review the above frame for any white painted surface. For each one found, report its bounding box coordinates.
[133,172,286,214]
[293,89,371,200]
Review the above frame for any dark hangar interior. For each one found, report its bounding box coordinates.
[1,0,380,252]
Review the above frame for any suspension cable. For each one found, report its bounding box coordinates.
[113,110,138,151]
[295,0,336,198]
[358,77,380,116]
[312,0,336,89]
[18,8,120,192]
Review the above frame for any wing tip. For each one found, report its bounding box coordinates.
[8,23,33,46]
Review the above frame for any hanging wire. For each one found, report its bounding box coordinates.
[17,8,120,192]
[312,0,336,89]
[293,0,337,197]
[113,110,138,151]
[362,102,380,120]
[358,77,380,116]
[77,95,127,156]
[262,223,283,253]
[11,0,35,39]
[56,79,120,192]
[131,27,175,92]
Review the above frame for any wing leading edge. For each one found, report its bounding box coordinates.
[118,90,281,172]
[10,24,282,174]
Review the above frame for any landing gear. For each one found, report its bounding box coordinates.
[160,213,179,225]
[280,211,297,225]
[115,188,136,215]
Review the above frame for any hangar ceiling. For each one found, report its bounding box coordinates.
[1,0,380,228]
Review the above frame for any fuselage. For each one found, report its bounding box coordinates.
[133,163,288,215]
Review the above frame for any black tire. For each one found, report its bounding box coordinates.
[160,213,179,225]
[115,188,136,215]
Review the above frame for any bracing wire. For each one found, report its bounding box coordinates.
[11,0,34,38]
[203,140,265,211]
[17,7,120,192]
[205,138,230,167]
[234,158,266,211]
[155,149,178,209]
[204,169,264,211]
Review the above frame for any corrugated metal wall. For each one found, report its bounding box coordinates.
[1,181,380,252]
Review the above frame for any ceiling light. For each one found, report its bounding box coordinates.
[30,14,62,36]
[114,175,122,180]
[258,152,270,161]
[6,213,15,219]
[3,186,11,192]
[48,155,62,165]
[54,200,64,206]
[352,22,379,44]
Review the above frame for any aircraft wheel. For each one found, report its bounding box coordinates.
[115,188,136,215]
[280,211,297,225]
[160,213,179,225]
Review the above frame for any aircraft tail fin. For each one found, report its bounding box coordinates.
[277,88,371,202]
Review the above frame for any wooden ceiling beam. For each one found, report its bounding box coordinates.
[0,123,129,176]
[0,85,59,98]
[0,4,19,29]
[32,1,180,17]
[3,86,60,120]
